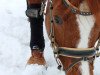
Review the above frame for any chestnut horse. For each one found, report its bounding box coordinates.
[45,0,100,75]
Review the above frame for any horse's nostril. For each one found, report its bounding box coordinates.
[54,15,63,25]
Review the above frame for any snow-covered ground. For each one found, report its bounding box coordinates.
[0,0,100,75]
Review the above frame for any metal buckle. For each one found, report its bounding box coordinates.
[32,46,39,50]
[26,9,39,18]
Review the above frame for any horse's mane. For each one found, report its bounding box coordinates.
[70,0,100,13]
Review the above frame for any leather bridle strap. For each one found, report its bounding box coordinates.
[63,0,93,16]
[64,57,95,73]
[58,47,96,58]
[96,35,100,57]
[96,36,100,50]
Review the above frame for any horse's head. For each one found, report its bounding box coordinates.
[45,0,100,75]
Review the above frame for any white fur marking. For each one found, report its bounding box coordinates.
[76,15,95,48]
[76,1,95,75]
[76,15,94,75]
[80,61,90,75]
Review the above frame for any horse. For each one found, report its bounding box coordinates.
[45,0,100,75]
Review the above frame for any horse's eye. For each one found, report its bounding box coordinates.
[54,15,63,25]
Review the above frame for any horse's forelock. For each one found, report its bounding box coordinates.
[70,0,83,6]
[87,0,100,25]
[87,0,100,13]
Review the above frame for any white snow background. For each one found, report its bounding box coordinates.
[0,0,100,75]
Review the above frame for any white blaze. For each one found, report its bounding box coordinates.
[76,1,95,75]
[76,15,95,48]
[76,14,95,75]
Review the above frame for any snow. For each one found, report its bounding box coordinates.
[0,0,100,75]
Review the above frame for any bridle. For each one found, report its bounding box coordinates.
[42,0,100,73]
[63,0,93,16]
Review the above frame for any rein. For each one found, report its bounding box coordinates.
[48,0,100,73]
